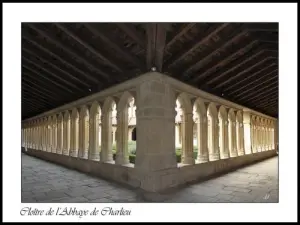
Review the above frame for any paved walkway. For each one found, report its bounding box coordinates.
[22,154,278,203]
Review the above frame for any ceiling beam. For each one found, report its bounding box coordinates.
[22,71,74,98]
[185,30,249,75]
[234,76,278,98]
[223,64,277,93]
[22,65,75,94]
[165,23,229,69]
[55,23,124,74]
[190,40,259,82]
[23,48,90,88]
[22,57,83,93]
[26,24,112,81]
[256,99,278,108]
[228,69,278,95]
[215,56,277,89]
[205,49,268,85]
[254,95,278,107]
[22,77,63,100]
[244,87,278,103]
[23,37,101,84]
[146,23,168,72]
[22,82,60,102]
[237,80,278,101]
[166,23,196,49]
[85,24,145,70]
[115,23,145,47]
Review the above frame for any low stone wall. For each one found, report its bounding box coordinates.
[24,148,277,193]
[25,148,140,189]
[177,150,277,187]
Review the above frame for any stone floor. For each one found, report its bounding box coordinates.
[21,153,279,203]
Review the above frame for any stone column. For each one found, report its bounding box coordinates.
[135,73,177,192]
[79,114,89,159]
[237,123,245,155]
[100,113,114,162]
[89,111,100,161]
[274,120,278,150]
[48,118,52,152]
[57,115,63,154]
[52,117,57,153]
[181,112,195,164]
[43,119,47,151]
[70,114,79,157]
[196,115,209,162]
[116,108,130,165]
[112,127,116,144]
[228,120,237,157]
[63,113,70,155]
[244,113,252,155]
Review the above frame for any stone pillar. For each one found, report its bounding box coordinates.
[43,119,47,151]
[52,117,57,153]
[228,120,237,157]
[181,112,195,164]
[243,112,252,154]
[274,120,278,150]
[116,108,130,165]
[63,112,71,155]
[70,113,79,157]
[57,114,63,154]
[135,73,177,191]
[112,127,116,144]
[196,115,209,162]
[79,113,89,159]
[48,117,52,152]
[237,122,245,155]
[100,113,113,162]
[89,109,100,161]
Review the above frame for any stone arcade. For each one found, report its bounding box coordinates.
[21,72,278,192]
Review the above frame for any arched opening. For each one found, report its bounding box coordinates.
[176,93,194,165]
[218,106,229,159]
[79,106,89,159]
[131,127,136,141]
[228,109,237,157]
[115,92,136,165]
[207,103,220,161]
[89,101,101,161]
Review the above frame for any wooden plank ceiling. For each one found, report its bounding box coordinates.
[22,23,278,120]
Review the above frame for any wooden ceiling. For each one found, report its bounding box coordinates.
[21,23,278,120]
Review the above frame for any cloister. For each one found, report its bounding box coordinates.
[21,22,278,193]
[21,72,278,192]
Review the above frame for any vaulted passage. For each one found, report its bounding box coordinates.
[22,23,278,196]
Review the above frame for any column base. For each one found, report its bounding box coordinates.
[220,153,230,159]
[229,151,238,157]
[63,149,70,156]
[89,153,100,161]
[209,153,220,161]
[196,154,209,163]
[70,149,78,157]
